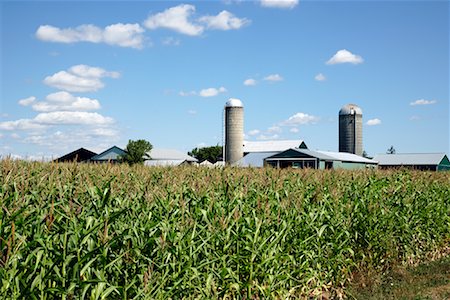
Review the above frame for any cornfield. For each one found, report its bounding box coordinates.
[1,160,449,299]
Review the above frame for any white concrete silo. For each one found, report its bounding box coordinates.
[339,103,363,156]
[224,98,244,165]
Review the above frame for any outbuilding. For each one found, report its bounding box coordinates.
[90,146,126,163]
[55,148,97,163]
[373,153,450,171]
[144,148,198,166]
[264,148,377,170]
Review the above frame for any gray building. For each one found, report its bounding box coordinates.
[373,153,450,171]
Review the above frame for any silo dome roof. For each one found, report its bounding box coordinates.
[225,98,243,108]
[339,103,362,115]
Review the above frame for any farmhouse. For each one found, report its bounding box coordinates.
[373,153,450,171]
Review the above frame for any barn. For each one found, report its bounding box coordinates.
[264,148,377,170]
[55,148,97,163]
[373,153,450,171]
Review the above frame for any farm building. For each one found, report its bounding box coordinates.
[235,140,308,167]
[90,146,126,163]
[54,148,97,163]
[373,153,450,171]
[144,148,197,166]
[264,148,377,169]
[243,140,307,154]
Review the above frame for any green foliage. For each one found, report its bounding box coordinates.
[188,145,222,163]
[1,160,449,299]
[122,139,152,165]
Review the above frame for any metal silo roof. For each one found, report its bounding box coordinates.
[225,98,243,107]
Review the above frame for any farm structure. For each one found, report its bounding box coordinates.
[236,140,308,167]
[144,148,197,166]
[264,148,377,169]
[54,147,97,163]
[373,153,450,171]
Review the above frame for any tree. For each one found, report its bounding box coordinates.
[122,139,152,165]
[188,145,223,163]
[386,145,396,154]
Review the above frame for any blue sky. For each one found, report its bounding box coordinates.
[1,0,448,159]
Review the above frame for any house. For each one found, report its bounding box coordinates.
[373,153,450,171]
[90,146,126,163]
[144,148,197,166]
[54,148,97,163]
[264,148,378,169]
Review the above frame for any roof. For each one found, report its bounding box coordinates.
[266,148,377,164]
[225,98,243,108]
[339,103,363,115]
[243,140,307,153]
[55,147,97,162]
[147,148,197,162]
[90,146,126,161]
[236,151,279,167]
[316,150,377,164]
[373,153,448,166]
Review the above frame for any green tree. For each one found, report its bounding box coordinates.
[122,139,152,165]
[188,145,223,163]
[386,145,396,154]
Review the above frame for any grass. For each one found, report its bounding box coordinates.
[1,160,449,299]
[349,255,450,299]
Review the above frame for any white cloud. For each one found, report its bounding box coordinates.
[162,36,181,46]
[188,110,197,115]
[243,78,257,86]
[18,96,37,106]
[199,86,227,97]
[102,23,145,49]
[410,99,437,106]
[366,118,381,126]
[282,112,319,125]
[267,125,282,134]
[144,4,204,36]
[31,92,100,112]
[315,73,326,81]
[199,10,250,30]
[264,74,283,82]
[410,115,421,121]
[0,119,47,131]
[289,127,299,133]
[43,65,119,92]
[179,90,197,97]
[248,129,260,136]
[34,111,114,126]
[10,133,21,139]
[44,71,103,92]
[326,49,364,65]
[36,23,145,49]
[69,65,120,79]
[260,0,299,9]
